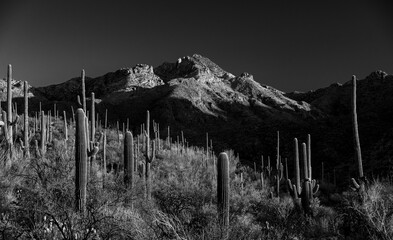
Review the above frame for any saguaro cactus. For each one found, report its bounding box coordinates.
[40,111,46,155]
[275,157,283,198]
[307,134,312,179]
[102,132,107,188]
[90,92,95,144]
[144,110,155,200]
[7,64,13,147]
[47,111,52,143]
[288,138,319,214]
[124,131,134,188]
[81,70,86,113]
[275,131,283,198]
[75,108,88,213]
[167,126,170,147]
[23,81,29,157]
[288,138,301,207]
[301,143,311,214]
[266,156,272,177]
[2,110,10,161]
[217,152,230,238]
[63,111,68,141]
[351,75,365,193]
[206,132,209,161]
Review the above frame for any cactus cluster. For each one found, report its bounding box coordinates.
[287,136,319,214]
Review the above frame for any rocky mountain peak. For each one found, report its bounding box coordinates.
[154,54,233,84]
[366,70,389,81]
[104,63,161,90]
[239,72,254,80]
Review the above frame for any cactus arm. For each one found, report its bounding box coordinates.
[287,179,294,193]
[312,183,319,195]
[88,142,99,157]
[351,178,360,190]
[9,115,19,126]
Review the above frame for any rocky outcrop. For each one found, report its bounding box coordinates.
[154,54,234,84]
[32,63,164,103]
[0,79,34,101]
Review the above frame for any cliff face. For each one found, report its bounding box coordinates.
[1,56,393,181]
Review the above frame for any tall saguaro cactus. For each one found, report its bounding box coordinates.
[301,143,311,213]
[275,131,283,198]
[217,152,230,238]
[307,134,312,179]
[75,108,88,213]
[144,110,155,200]
[102,132,107,187]
[352,76,364,180]
[7,64,13,147]
[2,110,10,162]
[206,132,209,161]
[288,138,301,207]
[63,111,68,141]
[90,92,95,144]
[124,131,134,188]
[350,75,367,200]
[40,111,46,155]
[81,70,87,113]
[24,81,29,157]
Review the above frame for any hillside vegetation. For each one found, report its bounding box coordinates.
[1,64,393,240]
[0,107,392,240]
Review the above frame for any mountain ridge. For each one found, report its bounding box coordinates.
[1,55,392,185]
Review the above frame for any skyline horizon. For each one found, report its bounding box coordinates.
[1,53,390,93]
[1,0,392,92]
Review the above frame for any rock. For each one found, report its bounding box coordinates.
[367,70,388,80]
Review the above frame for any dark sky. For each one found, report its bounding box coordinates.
[0,0,392,92]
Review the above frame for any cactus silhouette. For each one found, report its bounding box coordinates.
[90,92,95,144]
[351,75,366,195]
[63,111,68,141]
[288,138,301,207]
[23,81,29,157]
[40,111,46,156]
[144,110,155,200]
[81,70,86,113]
[301,142,311,214]
[102,132,107,188]
[124,131,134,188]
[275,131,283,198]
[217,152,229,238]
[7,64,13,149]
[75,108,88,213]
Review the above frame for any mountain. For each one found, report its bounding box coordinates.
[1,55,393,185]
